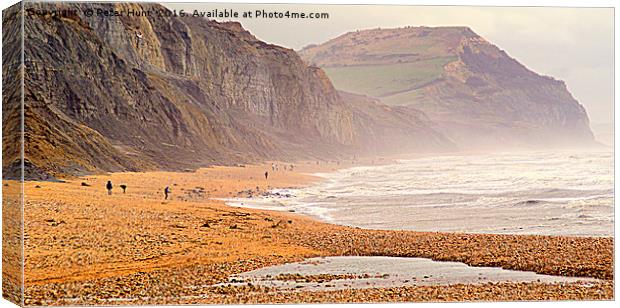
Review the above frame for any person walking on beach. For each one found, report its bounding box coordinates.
[106,180,113,195]
[264,171,269,179]
[120,184,127,194]
[164,186,170,200]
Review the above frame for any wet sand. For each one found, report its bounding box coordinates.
[4,161,614,305]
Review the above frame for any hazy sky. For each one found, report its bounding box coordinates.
[166,3,614,126]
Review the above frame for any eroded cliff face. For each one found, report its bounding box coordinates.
[300,26,596,149]
[422,32,594,147]
[340,91,454,155]
[4,3,452,178]
[12,2,352,178]
[2,4,23,179]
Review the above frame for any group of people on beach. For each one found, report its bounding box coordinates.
[271,163,294,172]
[105,180,171,200]
[104,163,296,199]
[265,163,295,179]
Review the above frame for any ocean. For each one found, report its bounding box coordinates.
[226,151,614,237]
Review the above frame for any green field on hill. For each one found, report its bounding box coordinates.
[324,56,456,102]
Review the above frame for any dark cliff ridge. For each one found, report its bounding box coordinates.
[3,3,453,179]
[299,26,596,149]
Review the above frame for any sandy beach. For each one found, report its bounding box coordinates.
[3,161,613,305]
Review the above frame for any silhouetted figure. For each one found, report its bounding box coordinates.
[264,171,269,179]
[106,181,113,195]
[120,184,127,193]
[164,186,170,200]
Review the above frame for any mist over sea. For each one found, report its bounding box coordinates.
[227,151,614,237]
